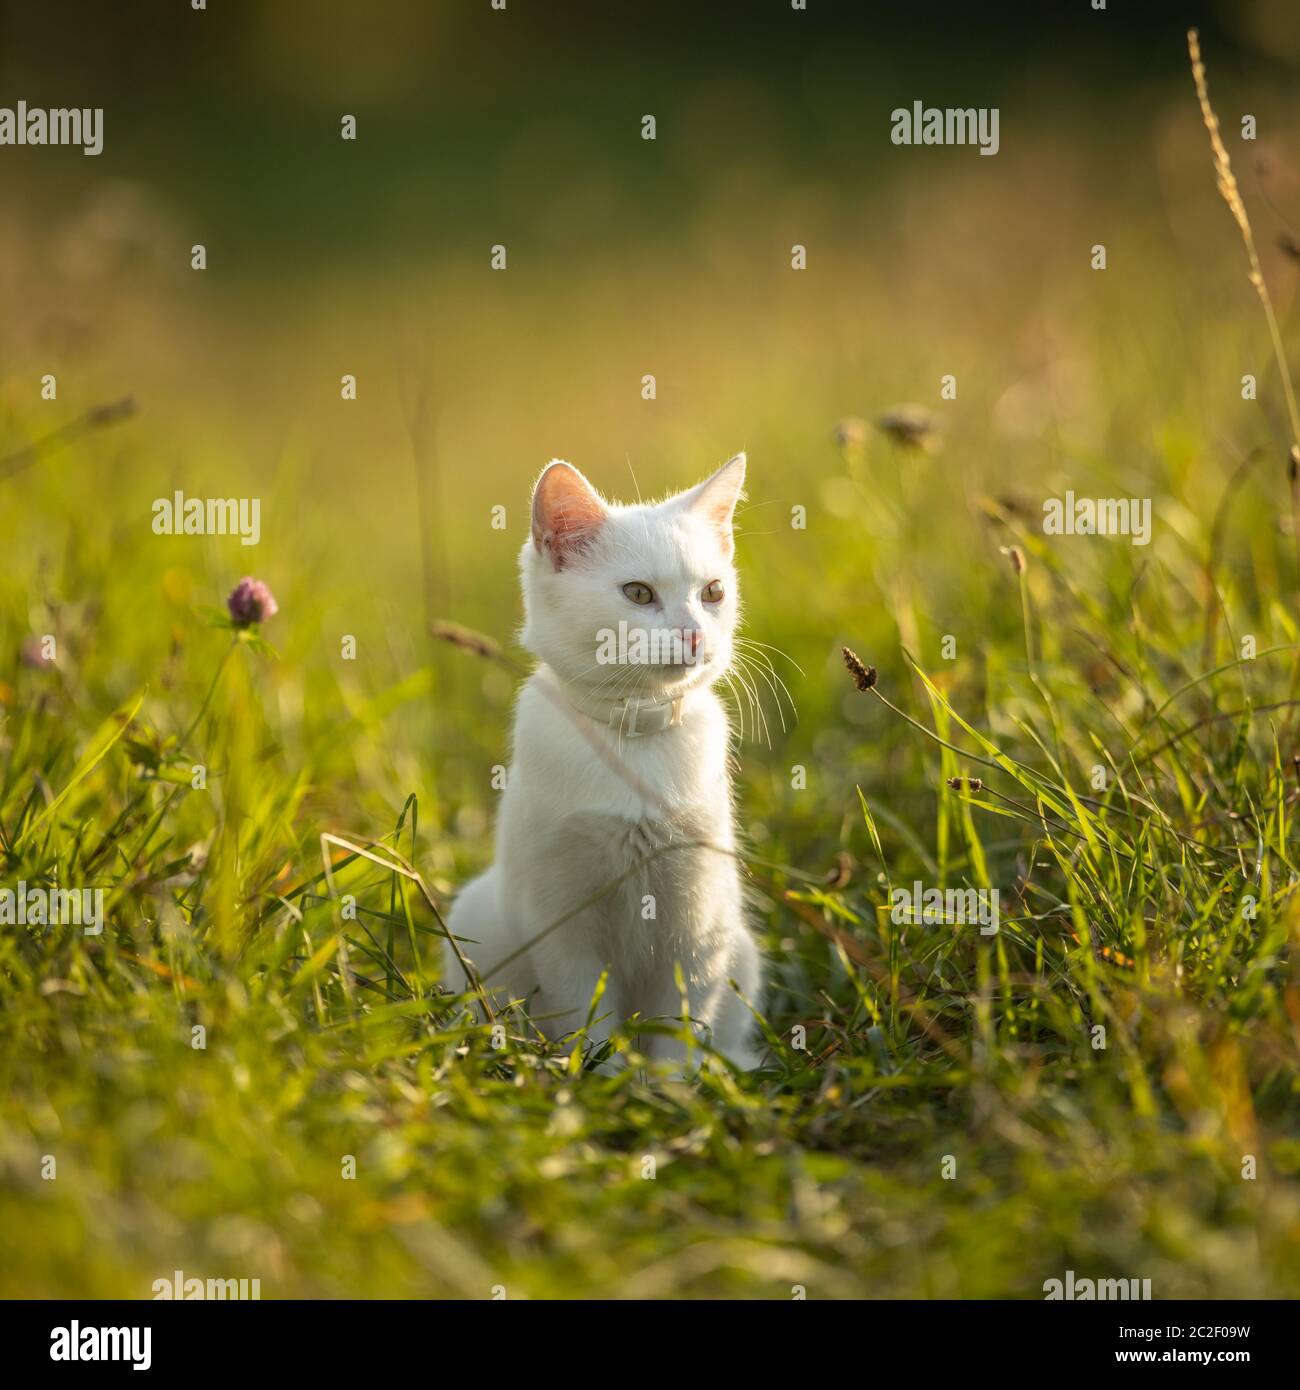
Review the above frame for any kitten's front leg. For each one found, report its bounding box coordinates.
[534,947,626,1065]
[702,977,765,1071]
[641,929,764,1073]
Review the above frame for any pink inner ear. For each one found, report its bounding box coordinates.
[532,464,607,568]
[697,489,738,530]
[685,455,746,557]
[696,498,736,559]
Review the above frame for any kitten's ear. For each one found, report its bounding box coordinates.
[531,460,608,569]
[677,452,746,557]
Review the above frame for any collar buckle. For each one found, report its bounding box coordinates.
[615,694,687,738]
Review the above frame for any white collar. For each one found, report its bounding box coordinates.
[551,675,691,738]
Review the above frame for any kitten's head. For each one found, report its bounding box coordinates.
[520,454,746,699]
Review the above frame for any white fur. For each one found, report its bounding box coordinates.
[445,454,763,1070]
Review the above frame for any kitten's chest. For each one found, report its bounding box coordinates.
[515,676,732,820]
[507,681,740,967]
[537,806,734,971]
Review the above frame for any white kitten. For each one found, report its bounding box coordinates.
[445,453,763,1070]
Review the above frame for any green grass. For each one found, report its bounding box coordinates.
[4,35,1300,1299]
[4,394,1299,1298]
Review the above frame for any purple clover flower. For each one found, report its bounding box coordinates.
[227,577,278,628]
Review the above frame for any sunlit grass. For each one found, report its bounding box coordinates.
[3,35,1300,1294]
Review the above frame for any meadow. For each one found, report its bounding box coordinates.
[2,16,1300,1298]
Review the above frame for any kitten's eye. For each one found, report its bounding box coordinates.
[702,580,725,604]
[622,581,655,605]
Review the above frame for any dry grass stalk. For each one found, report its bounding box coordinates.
[1188,29,1300,587]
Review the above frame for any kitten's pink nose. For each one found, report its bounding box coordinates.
[665,626,704,663]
